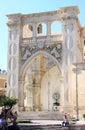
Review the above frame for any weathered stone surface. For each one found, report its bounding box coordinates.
[18,111,64,120]
[6,6,85,118]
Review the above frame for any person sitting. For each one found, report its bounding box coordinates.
[62,115,69,127]
[1,115,7,130]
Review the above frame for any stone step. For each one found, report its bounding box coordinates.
[19,124,68,130]
[18,111,64,120]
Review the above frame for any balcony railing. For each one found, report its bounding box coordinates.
[21,34,63,46]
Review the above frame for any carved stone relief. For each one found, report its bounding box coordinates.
[65,36,73,49]
[9,26,19,41]
[20,42,62,65]
[64,21,74,34]
[66,10,77,18]
[51,47,60,58]
[9,74,16,86]
[8,15,21,24]
[9,44,17,55]
[65,52,73,66]
[9,57,16,70]
[13,28,19,40]
[21,47,31,60]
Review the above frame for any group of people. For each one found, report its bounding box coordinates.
[0,107,20,130]
[0,106,69,129]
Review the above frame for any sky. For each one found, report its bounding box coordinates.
[0,0,85,71]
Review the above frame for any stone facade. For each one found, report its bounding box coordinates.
[6,6,85,118]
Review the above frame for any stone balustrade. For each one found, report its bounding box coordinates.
[22,34,63,45]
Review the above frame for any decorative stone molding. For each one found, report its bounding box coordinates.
[20,42,62,66]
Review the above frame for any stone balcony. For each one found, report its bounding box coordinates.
[21,34,63,46]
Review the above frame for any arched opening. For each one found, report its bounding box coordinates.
[51,21,62,35]
[41,66,61,111]
[22,53,62,111]
[37,23,47,36]
[23,24,33,38]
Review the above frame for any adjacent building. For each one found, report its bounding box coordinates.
[0,70,7,98]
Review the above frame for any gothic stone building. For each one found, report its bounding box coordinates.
[7,6,85,118]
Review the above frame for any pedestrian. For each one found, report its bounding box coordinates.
[13,111,18,122]
[1,115,8,130]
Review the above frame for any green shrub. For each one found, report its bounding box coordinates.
[69,118,77,124]
[83,114,85,119]
[17,120,32,123]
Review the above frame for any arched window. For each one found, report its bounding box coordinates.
[23,24,33,38]
[37,24,42,34]
[51,21,61,35]
[37,23,47,36]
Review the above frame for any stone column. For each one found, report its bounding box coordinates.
[7,14,22,111]
[46,22,51,42]
[61,10,81,113]
[59,76,64,111]
[18,80,24,111]
[32,23,37,42]
[35,84,41,111]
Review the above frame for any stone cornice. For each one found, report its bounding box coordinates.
[60,6,79,14]
[6,13,21,18]
[7,22,20,26]
[6,6,79,19]
[6,6,81,27]
[21,10,62,18]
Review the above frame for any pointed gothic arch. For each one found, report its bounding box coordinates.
[20,50,61,78]
[20,51,62,111]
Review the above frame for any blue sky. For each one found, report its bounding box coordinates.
[0,0,85,71]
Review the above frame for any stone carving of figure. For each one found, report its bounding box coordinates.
[51,47,60,59]
[22,48,31,60]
